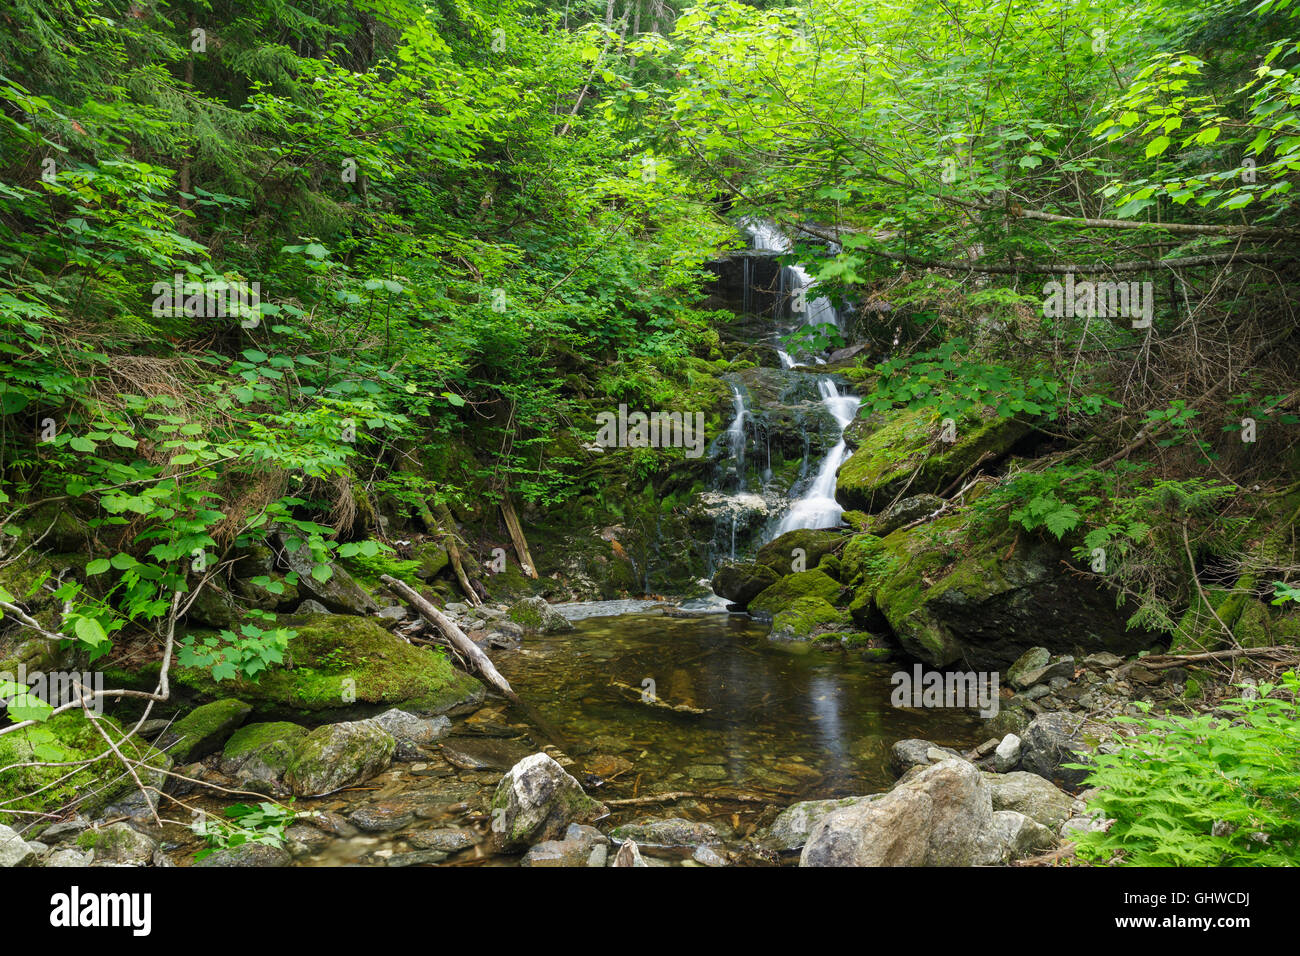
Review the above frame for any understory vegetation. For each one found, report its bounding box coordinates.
[0,0,1298,867]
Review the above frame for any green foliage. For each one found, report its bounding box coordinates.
[193,800,296,862]
[1075,672,1300,866]
[178,620,295,682]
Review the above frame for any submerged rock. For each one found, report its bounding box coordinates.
[196,843,291,867]
[609,817,721,848]
[489,753,606,851]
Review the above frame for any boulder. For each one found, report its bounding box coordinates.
[711,562,779,607]
[284,719,396,797]
[890,738,965,776]
[277,533,379,615]
[866,495,944,537]
[220,722,308,795]
[801,759,992,867]
[984,771,1075,831]
[372,708,451,760]
[156,699,251,762]
[748,569,842,619]
[1007,647,1050,688]
[765,795,883,851]
[1020,712,1114,791]
[981,810,1055,863]
[989,734,1022,773]
[755,529,844,578]
[76,822,158,865]
[489,753,606,851]
[507,597,574,633]
[0,824,38,867]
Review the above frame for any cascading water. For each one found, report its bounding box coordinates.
[774,379,861,534]
[740,219,862,538]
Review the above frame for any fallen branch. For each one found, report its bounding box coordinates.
[379,574,520,704]
[1138,645,1300,671]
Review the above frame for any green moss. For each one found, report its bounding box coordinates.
[837,406,1029,513]
[173,614,480,718]
[0,712,171,826]
[160,698,251,761]
[223,721,307,760]
[770,597,850,640]
[749,569,843,617]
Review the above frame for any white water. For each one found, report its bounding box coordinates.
[740,220,862,536]
[775,379,861,534]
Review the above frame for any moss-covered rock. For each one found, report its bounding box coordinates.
[172,613,481,719]
[219,721,308,795]
[284,719,395,796]
[507,596,574,633]
[711,562,778,606]
[837,406,1030,514]
[770,596,850,641]
[156,698,251,762]
[846,515,1156,668]
[413,541,451,581]
[0,712,172,827]
[755,529,844,577]
[749,569,844,618]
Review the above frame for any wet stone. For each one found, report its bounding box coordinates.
[406,827,477,852]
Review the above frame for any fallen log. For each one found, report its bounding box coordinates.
[380,574,518,704]
[1138,645,1299,670]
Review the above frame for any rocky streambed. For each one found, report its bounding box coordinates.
[1,595,1195,869]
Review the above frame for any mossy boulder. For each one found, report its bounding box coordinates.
[219,721,308,795]
[755,529,844,577]
[490,753,607,851]
[507,596,574,633]
[848,517,1156,668]
[0,712,172,827]
[711,562,779,607]
[276,534,379,615]
[837,406,1030,514]
[173,614,481,719]
[413,541,451,580]
[749,569,844,619]
[770,596,850,641]
[284,719,395,796]
[156,698,251,762]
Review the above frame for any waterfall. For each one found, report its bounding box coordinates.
[724,385,748,489]
[742,219,862,537]
[774,379,861,534]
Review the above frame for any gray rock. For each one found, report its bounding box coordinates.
[507,596,574,633]
[79,822,158,865]
[0,824,39,867]
[868,494,944,537]
[295,599,330,615]
[985,771,1075,830]
[990,734,1021,773]
[44,848,93,867]
[692,845,728,866]
[38,817,89,844]
[376,605,408,622]
[1020,711,1112,790]
[156,699,252,762]
[980,810,1055,863]
[196,843,291,867]
[1007,647,1050,689]
[278,533,379,615]
[372,708,451,760]
[284,719,396,797]
[890,738,964,776]
[1082,651,1124,670]
[521,838,597,867]
[489,753,607,851]
[765,795,882,851]
[407,828,476,853]
[612,839,648,867]
[1016,656,1076,689]
[801,759,992,867]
